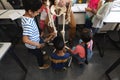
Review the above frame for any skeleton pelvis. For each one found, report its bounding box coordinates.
[51,6,66,16]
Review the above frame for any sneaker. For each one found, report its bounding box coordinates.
[47,42,53,46]
[39,64,49,70]
[42,51,46,55]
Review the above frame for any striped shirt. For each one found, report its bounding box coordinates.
[21,16,40,49]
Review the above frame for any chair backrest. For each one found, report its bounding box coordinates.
[7,0,22,9]
[50,53,71,70]
[0,2,4,9]
[0,19,22,44]
[0,0,13,9]
[97,23,117,33]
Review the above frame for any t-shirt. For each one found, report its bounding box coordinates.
[72,45,85,58]
[21,16,40,49]
[88,0,100,10]
[40,5,48,20]
[50,52,70,69]
[72,39,93,58]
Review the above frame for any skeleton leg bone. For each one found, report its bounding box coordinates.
[61,13,66,43]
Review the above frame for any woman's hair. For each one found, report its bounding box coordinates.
[52,36,64,50]
[22,0,42,12]
[81,28,92,43]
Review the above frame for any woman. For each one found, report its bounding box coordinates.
[85,0,103,29]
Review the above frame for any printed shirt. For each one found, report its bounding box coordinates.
[40,5,48,20]
[72,39,93,58]
[21,16,40,49]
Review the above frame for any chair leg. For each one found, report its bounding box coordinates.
[95,41,104,57]
[105,57,120,80]
[94,33,106,57]
[68,56,72,67]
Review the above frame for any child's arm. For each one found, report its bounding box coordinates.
[65,45,80,55]
[44,32,56,42]
[23,35,45,48]
[65,46,74,54]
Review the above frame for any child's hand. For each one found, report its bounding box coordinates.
[65,46,70,50]
[40,31,44,37]
[44,38,50,43]
[50,32,56,37]
[91,9,97,14]
[36,43,45,48]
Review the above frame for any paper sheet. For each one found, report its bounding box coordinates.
[9,12,22,20]
[72,4,87,12]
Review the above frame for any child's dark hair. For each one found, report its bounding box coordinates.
[22,0,42,12]
[81,28,92,43]
[81,28,92,64]
[52,36,64,50]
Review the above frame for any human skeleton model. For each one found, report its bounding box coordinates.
[46,0,57,36]
[46,0,72,42]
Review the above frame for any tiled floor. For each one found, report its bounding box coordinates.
[0,30,120,80]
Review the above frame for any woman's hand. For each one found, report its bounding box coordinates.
[85,7,92,12]
[44,32,56,42]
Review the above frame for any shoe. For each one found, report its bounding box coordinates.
[63,67,67,70]
[46,42,53,46]
[39,64,49,70]
[42,51,46,55]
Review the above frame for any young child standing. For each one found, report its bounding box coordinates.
[66,28,93,64]
[50,36,71,70]
[21,0,54,69]
[39,0,48,31]
[39,0,57,36]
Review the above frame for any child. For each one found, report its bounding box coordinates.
[66,28,93,64]
[21,0,55,69]
[50,36,71,70]
[39,0,48,31]
[39,0,56,36]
